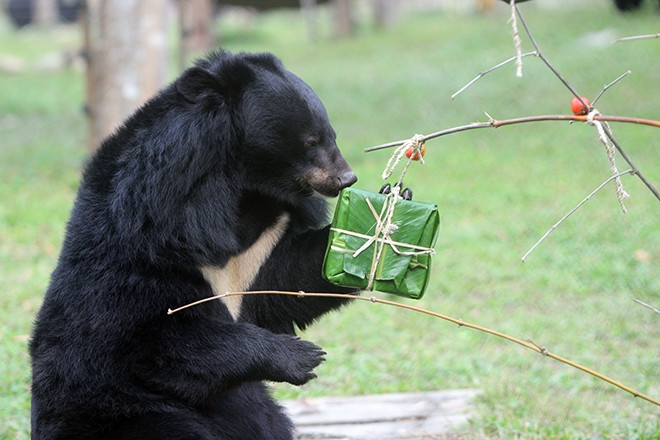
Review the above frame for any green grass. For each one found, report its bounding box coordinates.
[1,1,659,438]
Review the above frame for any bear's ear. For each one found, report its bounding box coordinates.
[175,63,254,104]
[175,66,221,103]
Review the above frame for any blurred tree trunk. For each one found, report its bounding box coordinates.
[300,0,319,42]
[34,0,57,26]
[333,0,355,36]
[179,0,216,69]
[83,0,170,151]
[374,0,398,28]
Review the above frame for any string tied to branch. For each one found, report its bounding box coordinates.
[586,108,630,213]
[382,133,426,181]
[509,0,523,77]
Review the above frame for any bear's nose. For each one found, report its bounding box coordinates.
[337,170,358,190]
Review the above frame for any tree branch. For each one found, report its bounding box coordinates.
[614,33,660,43]
[521,169,634,262]
[169,290,660,408]
[364,114,660,153]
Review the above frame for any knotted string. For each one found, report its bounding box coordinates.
[366,186,399,290]
[329,133,433,290]
[586,109,629,213]
[330,186,435,291]
[382,133,426,181]
[510,0,523,78]
[362,134,430,289]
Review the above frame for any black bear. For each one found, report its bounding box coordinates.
[30,51,358,440]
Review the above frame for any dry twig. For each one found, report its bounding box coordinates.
[592,71,631,106]
[168,290,660,408]
[451,51,537,100]
[614,33,660,43]
[521,169,634,262]
[634,298,660,315]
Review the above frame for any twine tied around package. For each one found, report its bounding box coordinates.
[336,133,433,290]
[330,186,435,290]
[586,109,630,213]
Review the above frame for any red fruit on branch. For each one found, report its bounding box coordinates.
[405,143,426,161]
[570,96,591,116]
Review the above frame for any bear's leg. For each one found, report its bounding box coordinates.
[204,383,295,440]
[134,320,326,406]
[104,384,294,440]
[99,411,217,440]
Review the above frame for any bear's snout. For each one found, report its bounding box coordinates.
[305,147,357,198]
[306,165,357,198]
[337,169,357,190]
[324,155,357,197]
[331,149,357,191]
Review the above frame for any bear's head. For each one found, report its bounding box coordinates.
[97,51,356,265]
[176,51,357,204]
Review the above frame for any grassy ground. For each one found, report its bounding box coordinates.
[1,1,659,438]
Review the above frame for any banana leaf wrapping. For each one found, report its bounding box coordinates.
[322,188,440,299]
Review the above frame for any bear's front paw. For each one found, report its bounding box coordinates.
[269,335,326,386]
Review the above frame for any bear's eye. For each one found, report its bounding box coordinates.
[304,137,320,149]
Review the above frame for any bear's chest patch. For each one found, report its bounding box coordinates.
[200,214,290,321]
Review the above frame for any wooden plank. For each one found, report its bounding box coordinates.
[282,389,480,439]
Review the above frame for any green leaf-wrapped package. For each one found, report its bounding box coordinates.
[322,188,440,299]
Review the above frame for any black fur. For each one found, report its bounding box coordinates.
[613,0,643,10]
[30,51,357,440]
